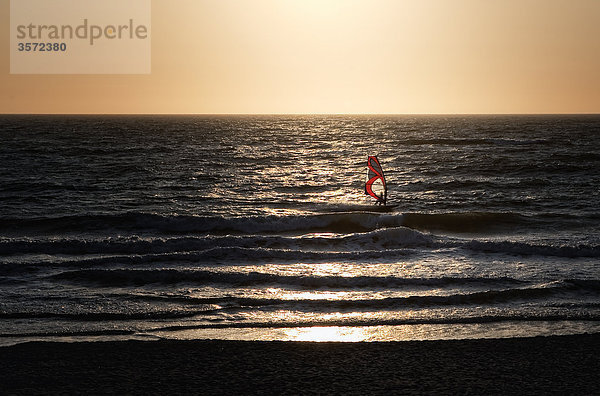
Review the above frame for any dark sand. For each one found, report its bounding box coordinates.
[2,334,599,395]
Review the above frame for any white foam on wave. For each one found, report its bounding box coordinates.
[0,224,436,256]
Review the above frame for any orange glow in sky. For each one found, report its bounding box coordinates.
[1,0,599,114]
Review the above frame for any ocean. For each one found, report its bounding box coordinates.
[1,114,599,345]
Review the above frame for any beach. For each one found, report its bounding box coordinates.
[2,333,599,395]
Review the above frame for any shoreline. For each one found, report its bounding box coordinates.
[2,333,599,395]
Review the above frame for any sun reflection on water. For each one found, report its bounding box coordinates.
[284,326,372,342]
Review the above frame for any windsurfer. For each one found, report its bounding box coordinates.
[366,156,388,206]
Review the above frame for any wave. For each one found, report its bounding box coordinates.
[2,242,598,279]
[0,226,435,256]
[0,310,209,321]
[0,329,137,338]
[401,138,553,146]
[0,248,417,276]
[131,284,587,310]
[3,279,600,336]
[464,240,600,258]
[0,212,405,235]
[401,212,529,233]
[148,313,600,332]
[49,269,598,297]
[1,212,597,265]
[2,235,598,274]
[3,313,599,339]
[0,210,545,236]
[3,279,597,326]
[50,268,495,287]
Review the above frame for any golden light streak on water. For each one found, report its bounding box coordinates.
[284,326,372,342]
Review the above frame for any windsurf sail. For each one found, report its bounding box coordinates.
[365,156,387,205]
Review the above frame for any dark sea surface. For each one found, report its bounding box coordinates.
[1,114,599,344]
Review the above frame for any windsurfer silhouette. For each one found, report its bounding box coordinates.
[366,156,388,206]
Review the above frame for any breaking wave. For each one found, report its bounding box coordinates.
[0,210,563,236]
[1,228,598,267]
[0,226,436,256]
[0,212,398,235]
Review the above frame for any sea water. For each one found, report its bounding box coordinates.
[1,114,599,345]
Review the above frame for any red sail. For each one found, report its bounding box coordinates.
[365,156,386,203]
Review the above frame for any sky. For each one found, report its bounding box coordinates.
[1,0,599,114]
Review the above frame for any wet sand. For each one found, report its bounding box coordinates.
[2,334,599,395]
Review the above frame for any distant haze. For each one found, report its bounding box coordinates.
[1,0,599,114]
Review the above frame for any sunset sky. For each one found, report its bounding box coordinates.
[1,0,599,114]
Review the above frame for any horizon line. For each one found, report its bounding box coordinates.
[1,112,599,116]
